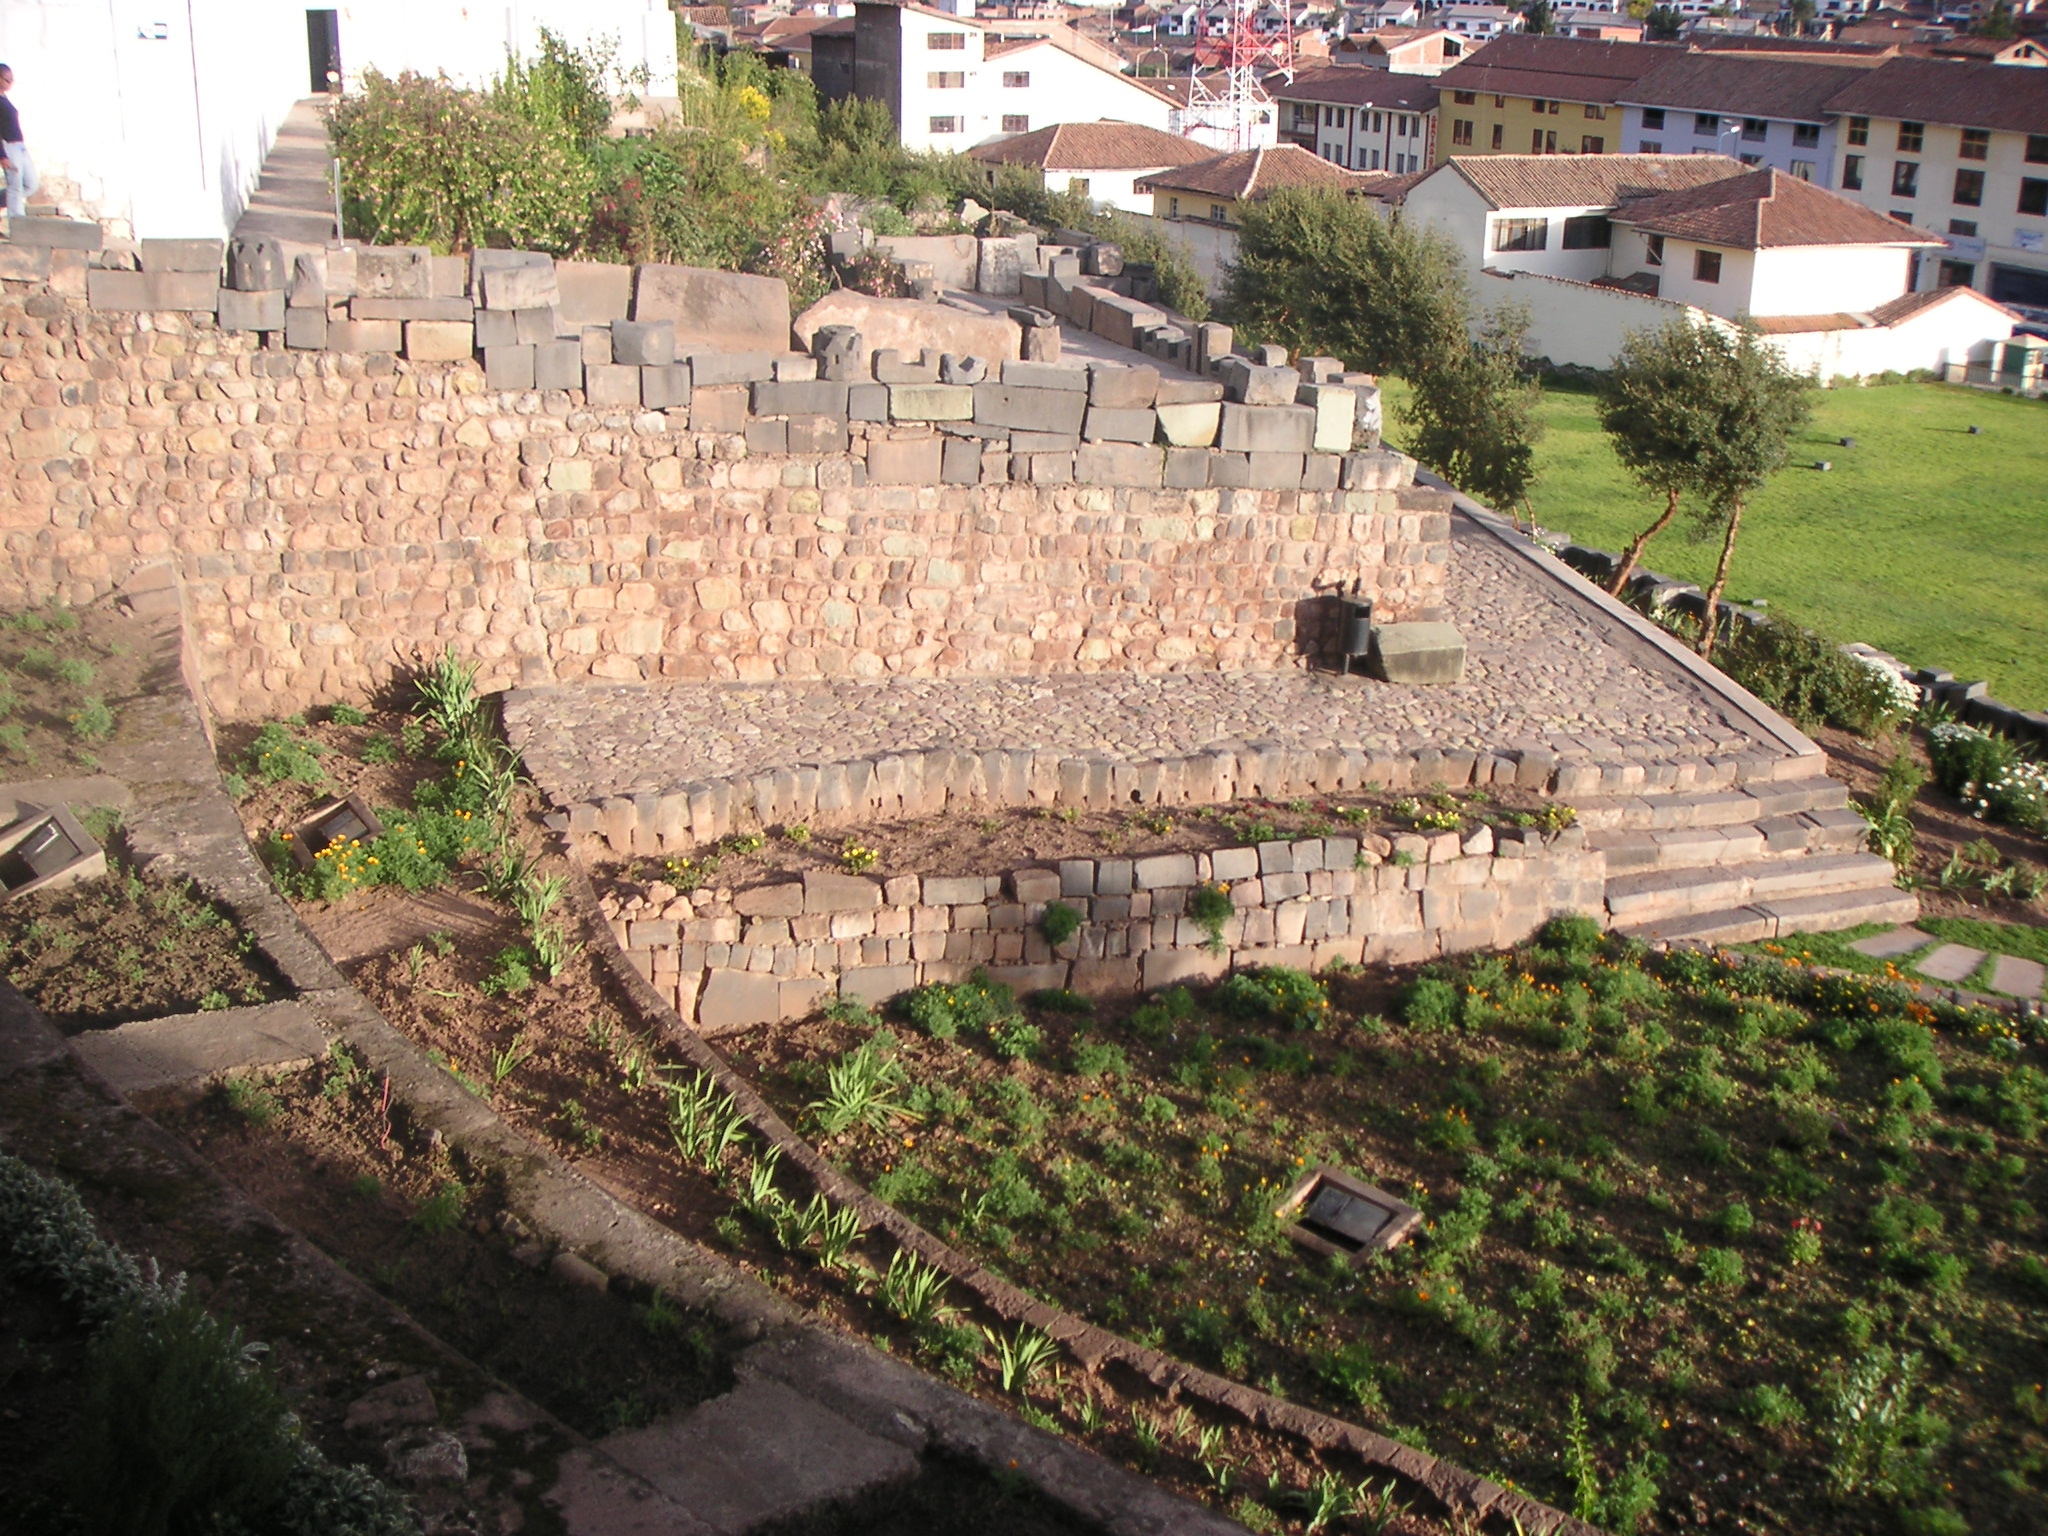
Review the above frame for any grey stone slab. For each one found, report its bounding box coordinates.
[71,1001,329,1098]
[694,969,781,1034]
[600,1379,916,1536]
[1368,622,1466,685]
[217,288,286,332]
[612,320,677,367]
[1082,406,1155,444]
[1917,943,1985,983]
[631,264,790,352]
[753,379,848,417]
[1990,954,2045,999]
[139,238,224,273]
[973,381,1087,434]
[686,352,774,386]
[998,360,1089,391]
[1848,926,1933,959]
[1219,403,1315,454]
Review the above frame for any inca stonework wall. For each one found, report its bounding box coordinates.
[0,296,1449,721]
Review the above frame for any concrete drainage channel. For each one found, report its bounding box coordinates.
[28,593,1253,1535]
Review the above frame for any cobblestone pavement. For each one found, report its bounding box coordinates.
[505,516,1775,804]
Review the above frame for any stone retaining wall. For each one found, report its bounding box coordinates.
[0,281,1444,720]
[604,828,1603,1031]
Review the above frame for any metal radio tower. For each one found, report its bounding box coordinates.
[1187,0,1294,153]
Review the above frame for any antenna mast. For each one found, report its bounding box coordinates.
[1187,0,1294,152]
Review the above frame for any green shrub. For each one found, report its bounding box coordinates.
[1129,986,1198,1042]
[1714,618,1913,736]
[1401,976,1461,1030]
[1538,913,1605,957]
[481,945,536,996]
[70,696,116,742]
[1742,1382,1805,1429]
[1698,1246,1745,1290]
[360,735,400,766]
[327,703,370,727]
[1039,901,1083,947]
[1717,1201,1755,1240]
[1071,1039,1132,1080]
[1214,966,1328,1029]
[990,1019,1045,1061]
[1186,882,1234,950]
[245,722,326,785]
[1897,1510,1970,1536]
[901,972,1016,1040]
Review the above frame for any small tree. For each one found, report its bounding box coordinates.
[1687,327,1815,661]
[1595,318,1726,595]
[1224,187,1471,376]
[1644,4,1684,39]
[1402,303,1545,520]
[1523,0,1555,34]
[1976,0,2016,37]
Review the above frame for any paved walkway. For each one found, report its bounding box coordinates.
[507,515,1774,805]
[234,98,338,246]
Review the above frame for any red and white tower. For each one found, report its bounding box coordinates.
[1185,1,1293,153]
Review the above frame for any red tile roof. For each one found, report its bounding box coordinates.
[1823,56,2048,135]
[1134,144,1383,199]
[1614,166,1941,250]
[968,121,1215,171]
[1271,65,1443,111]
[1440,151,1748,211]
[1620,54,1883,120]
[1435,34,1683,105]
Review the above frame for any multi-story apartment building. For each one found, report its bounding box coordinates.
[1822,57,2048,309]
[1275,65,1440,171]
[1615,54,1882,187]
[1432,35,1679,162]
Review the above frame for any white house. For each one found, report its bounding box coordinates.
[1274,65,1439,172]
[817,3,1174,152]
[1401,153,2013,377]
[1441,5,1523,37]
[0,0,678,240]
[966,119,1215,212]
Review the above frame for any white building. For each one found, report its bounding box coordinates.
[817,3,1174,152]
[0,0,678,240]
[966,119,1215,212]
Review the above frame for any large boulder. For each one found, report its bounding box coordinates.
[630,264,791,353]
[793,291,1020,367]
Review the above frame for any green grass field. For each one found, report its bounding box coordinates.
[1382,377,2048,709]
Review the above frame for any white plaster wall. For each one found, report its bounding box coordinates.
[1766,294,2015,382]
[1746,243,1914,318]
[335,0,678,97]
[1478,204,1618,282]
[1042,166,1151,214]
[1473,267,1720,369]
[1651,239,1757,320]
[1125,210,1236,297]
[1401,165,1489,264]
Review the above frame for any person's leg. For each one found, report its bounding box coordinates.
[16,146,36,199]
[1,149,20,218]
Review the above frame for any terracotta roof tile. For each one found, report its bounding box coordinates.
[1620,55,1882,120]
[1869,286,2020,325]
[968,121,1215,171]
[1271,65,1443,111]
[1823,56,2048,135]
[1134,144,1382,199]
[1443,151,1748,211]
[1614,167,1941,249]
[1436,34,1683,105]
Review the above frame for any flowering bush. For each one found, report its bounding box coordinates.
[1926,720,2048,835]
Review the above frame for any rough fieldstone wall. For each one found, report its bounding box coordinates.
[0,298,1449,721]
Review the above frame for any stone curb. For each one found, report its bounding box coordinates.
[561,837,1598,1536]
[1420,476,1819,762]
[94,604,1255,1536]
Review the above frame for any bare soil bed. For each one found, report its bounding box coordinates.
[0,599,153,776]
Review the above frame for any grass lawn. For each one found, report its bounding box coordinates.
[1761,917,2048,996]
[741,935,2048,1536]
[1380,377,2048,710]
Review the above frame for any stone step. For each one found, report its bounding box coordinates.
[1617,886,1919,946]
[1589,805,1869,874]
[1605,851,1898,924]
[1572,777,1850,832]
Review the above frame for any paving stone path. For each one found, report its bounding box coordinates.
[508,517,1774,805]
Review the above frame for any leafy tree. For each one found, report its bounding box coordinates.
[1976,0,2016,38]
[1224,187,1470,376]
[1523,0,1555,34]
[1684,326,1815,661]
[1401,303,1545,519]
[1644,5,1685,39]
[1595,318,1726,596]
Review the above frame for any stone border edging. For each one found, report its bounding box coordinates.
[1419,476,1819,762]
[560,837,1597,1536]
[105,604,1252,1536]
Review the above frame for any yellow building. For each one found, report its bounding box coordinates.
[1433,34,1678,163]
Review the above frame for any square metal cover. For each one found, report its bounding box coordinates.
[1301,1183,1396,1250]
[1276,1165,1422,1264]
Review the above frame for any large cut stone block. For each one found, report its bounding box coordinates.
[974,381,1087,434]
[1219,402,1315,454]
[1369,622,1468,685]
[1089,363,1159,409]
[481,262,560,310]
[641,362,690,409]
[1076,441,1164,488]
[866,435,944,484]
[140,238,224,273]
[553,260,633,323]
[584,364,642,408]
[1155,401,1220,447]
[284,307,328,350]
[633,263,791,352]
[405,319,474,362]
[611,319,676,366]
[535,339,585,391]
[5,215,100,249]
[483,344,536,391]
[1216,357,1300,405]
[355,246,432,299]
[226,234,286,291]
[1000,360,1090,391]
[695,969,783,1033]
[753,379,848,416]
[329,319,404,353]
[1082,406,1156,444]
[217,288,285,332]
[350,296,474,321]
[977,236,1022,296]
[86,270,219,312]
[689,351,774,385]
[1298,382,1358,453]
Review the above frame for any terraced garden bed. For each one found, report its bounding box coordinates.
[733,924,2048,1536]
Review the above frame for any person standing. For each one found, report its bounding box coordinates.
[0,65,37,218]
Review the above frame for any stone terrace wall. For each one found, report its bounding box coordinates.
[602,826,1603,1031]
[0,294,1448,722]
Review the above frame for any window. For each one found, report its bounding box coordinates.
[1561,214,1612,249]
[1793,123,1820,148]
[1169,196,1180,217]
[1323,105,1334,125]
[1695,112,1719,136]
[1582,135,1605,154]
[1639,141,1662,154]
[1742,117,1767,142]
[1531,99,1546,114]
[1694,248,1721,283]
[1492,217,1548,252]
[1642,108,1666,130]
[2022,179,2048,217]
[1548,100,1562,115]
[1938,260,1975,289]
[1371,111,1382,131]
[1790,160,1814,181]
[1209,203,1227,222]
[1891,161,1918,198]
[1739,154,1762,167]
[929,116,961,134]
[1532,128,1545,153]
[1371,149,1382,169]
[1585,104,1606,120]
[1491,123,1504,150]
[1645,233,1664,266]
[928,30,965,48]
[928,71,965,88]
[1453,89,1476,104]
[1453,118,1473,146]
[1954,169,1984,207]
[1002,114,1029,133]
[1960,128,1989,161]
[1949,219,1978,237]
[1847,116,1868,147]
[2030,135,2048,165]
[1888,210,1912,223]
[1897,121,1923,153]
[1843,154,1863,191]
[1002,70,1030,87]
[1494,94,1505,108]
